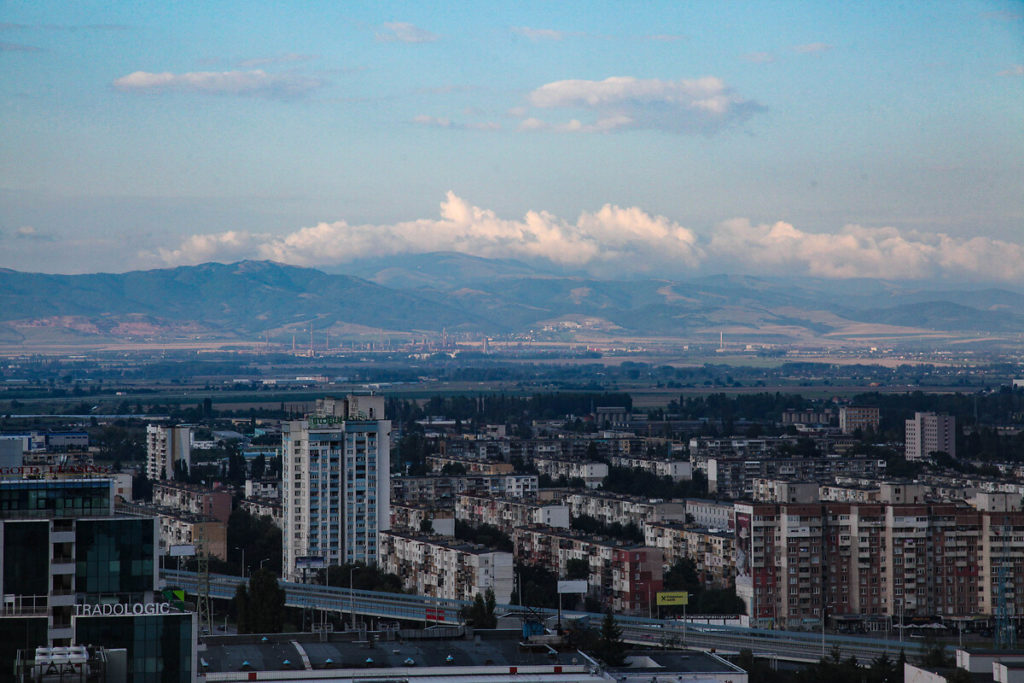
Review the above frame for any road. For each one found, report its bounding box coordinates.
[163,569,933,663]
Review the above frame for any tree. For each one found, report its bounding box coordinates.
[463,588,497,628]
[566,558,589,580]
[595,608,626,667]
[235,568,286,633]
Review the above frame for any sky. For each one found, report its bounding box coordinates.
[1,1,1022,283]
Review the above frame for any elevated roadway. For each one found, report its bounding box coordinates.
[163,569,933,664]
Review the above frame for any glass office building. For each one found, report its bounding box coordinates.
[0,478,195,682]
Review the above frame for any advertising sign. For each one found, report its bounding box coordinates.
[656,591,689,606]
[557,580,588,594]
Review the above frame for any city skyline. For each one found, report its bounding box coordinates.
[1,1,1022,281]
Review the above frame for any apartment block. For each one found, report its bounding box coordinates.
[512,525,663,614]
[564,491,685,528]
[686,498,735,530]
[455,493,570,535]
[532,457,608,489]
[390,502,455,536]
[905,412,957,460]
[426,454,514,475]
[378,530,514,603]
[707,455,887,498]
[281,395,391,581]
[839,406,881,435]
[391,474,539,504]
[608,454,692,481]
[145,424,192,481]
[152,480,232,523]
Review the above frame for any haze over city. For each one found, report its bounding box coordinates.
[1,1,1022,282]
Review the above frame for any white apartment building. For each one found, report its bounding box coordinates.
[533,457,608,489]
[565,491,685,528]
[455,493,570,535]
[378,530,514,603]
[282,395,391,581]
[905,412,956,461]
[608,454,692,481]
[145,424,192,481]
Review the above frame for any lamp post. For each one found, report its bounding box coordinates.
[234,546,246,578]
[350,567,357,630]
[260,558,270,571]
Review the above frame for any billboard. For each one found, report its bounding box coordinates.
[557,580,588,594]
[656,591,689,606]
[168,544,196,557]
[735,511,752,579]
[295,556,326,569]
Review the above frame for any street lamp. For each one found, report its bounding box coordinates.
[260,558,270,571]
[234,546,246,578]
[350,567,358,630]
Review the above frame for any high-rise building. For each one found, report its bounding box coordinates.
[839,405,880,435]
[145,424,193,481]
[0,477,195,681]
[904,412,956,461]
[282,395,391,581]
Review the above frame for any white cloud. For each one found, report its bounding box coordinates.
[112,69,323,98]
[413,115,501,130]
[511,26,564,41]
[156,192,702,274]
[998,64,1024,76]
[645,34,685,42]
[376,22,438,43]
[525,76,762,134]
[236,53,318,68]
[156,230,256,265]
[743,51,775,63]
[152,195,1024,283]
[793,42,832,54]
[706,220,1024,281]
[13,225,52,241]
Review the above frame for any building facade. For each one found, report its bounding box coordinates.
[145,425,193,481]
[0,478,195,681]
[905,412,956,460]
[282,395,391,581]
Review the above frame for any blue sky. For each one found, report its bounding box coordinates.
[1,1,1022,281]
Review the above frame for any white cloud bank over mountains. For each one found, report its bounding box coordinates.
[152,192,1024,282]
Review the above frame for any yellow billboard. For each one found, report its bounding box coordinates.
[656,591,689,606]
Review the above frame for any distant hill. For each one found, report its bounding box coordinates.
[2,257,1023,346]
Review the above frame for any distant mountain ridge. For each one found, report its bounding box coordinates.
[2,257,1023,346]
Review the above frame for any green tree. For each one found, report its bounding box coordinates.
[463,588,497,628]
[566,558,589,580]
[595,609,626,667]
[235,568,286,633]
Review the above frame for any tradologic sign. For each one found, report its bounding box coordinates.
[74,602,175,616]
[656,591,689,606]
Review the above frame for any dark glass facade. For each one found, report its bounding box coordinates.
[3,521,48,595]
[0,480,110,519]
[76,518,155,596]
[75,613,193,683]
[0,617,48,678]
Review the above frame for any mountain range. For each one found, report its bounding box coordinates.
[2,254,1023,348]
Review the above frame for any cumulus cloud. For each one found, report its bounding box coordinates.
[13,226,52,241]
[376,22,438,43]
[999,64,1024,76]
[793,42,832,54]
[112,69,323,98]
[151,195,1024,283]
[0,41,43,52]
[155,192,702,275]
[414,115,501,130]
[525,76,762,134]
[511,26,564,40]
[706,220,1024,281]
[237,53,318,68]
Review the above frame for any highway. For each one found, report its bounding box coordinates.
[163,569,933,663]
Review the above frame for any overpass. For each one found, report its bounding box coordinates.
[163,569,933,664]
